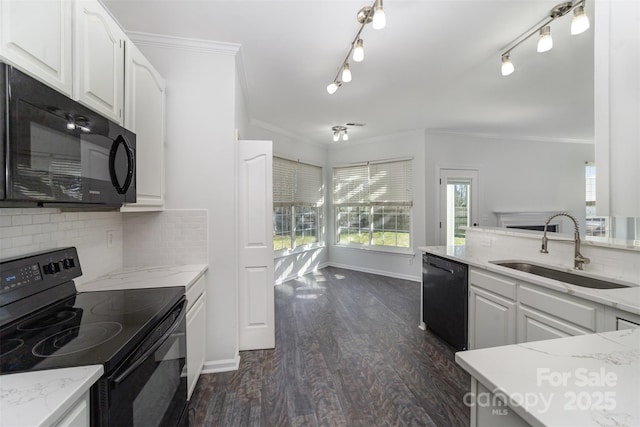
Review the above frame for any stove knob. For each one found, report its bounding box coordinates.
[44,262,62,274]
[63,258,75,269]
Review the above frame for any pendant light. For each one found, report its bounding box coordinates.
[537,26,553,53]
[342,129,349,141]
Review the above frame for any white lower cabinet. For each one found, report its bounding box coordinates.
[468,268,517,350]
[516,283,602,343]
[468,267,625,350]
[54,391,90,427]
[186,276,206,399]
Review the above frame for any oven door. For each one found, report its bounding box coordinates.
[93,298,188,427]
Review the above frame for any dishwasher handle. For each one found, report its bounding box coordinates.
[427,262,454,275]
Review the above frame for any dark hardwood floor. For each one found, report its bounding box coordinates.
[189,267,470,427]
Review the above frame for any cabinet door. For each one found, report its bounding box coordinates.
[55,392,90,427]
[122,43,165,210]
[74,0,125,123]
[187,292,206,399]
[468,286,516,350]
[0,0,72,95]
[517,305,590,343]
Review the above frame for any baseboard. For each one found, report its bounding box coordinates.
[201,353,240,373]
[275,261,331,284]
[327,262,421,282]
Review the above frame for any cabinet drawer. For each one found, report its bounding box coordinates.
[186,275,205,312]
[469,268,517,300]
[519,285,597,331]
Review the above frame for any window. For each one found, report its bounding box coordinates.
[585,162,608,237]
[273,157,323,252]
[334,159,412,249]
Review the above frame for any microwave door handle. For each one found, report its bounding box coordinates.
[113,299,187,385]
[108,136,135,194]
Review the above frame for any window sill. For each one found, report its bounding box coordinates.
[332,244,416,257]
[274,243,326,259]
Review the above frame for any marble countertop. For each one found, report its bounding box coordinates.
[78,264,208,292]
[418,246,640,315]
[0,365,103,427]
[455,329,640,427]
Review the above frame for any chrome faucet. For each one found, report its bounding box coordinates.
[540,212,591,270]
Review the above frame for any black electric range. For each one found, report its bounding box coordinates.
[0,247,188,426]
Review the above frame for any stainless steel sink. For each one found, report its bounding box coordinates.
[489,261,630,289]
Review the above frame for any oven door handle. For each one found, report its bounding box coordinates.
[113,299,187,385]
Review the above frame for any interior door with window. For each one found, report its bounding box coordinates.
[439,169,478,246]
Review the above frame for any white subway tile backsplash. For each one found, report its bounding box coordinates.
[123,210,208,267]
[1,208,208,284]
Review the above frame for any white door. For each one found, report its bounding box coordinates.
[238,139,275,350]
[439,169,479,245]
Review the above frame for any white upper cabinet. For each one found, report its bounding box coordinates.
[73,0,125,124]
[122,43,166,210]
[0,0,73,96]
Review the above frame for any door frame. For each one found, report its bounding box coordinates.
[436,166,480,245]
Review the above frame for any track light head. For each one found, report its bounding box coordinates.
[501,53,514,76]
[537,26,553,53]
[326,81,342,95]
[571,5,590,35]
[372,0,386,30]
[353,39,365,62]
[341,63,352,83]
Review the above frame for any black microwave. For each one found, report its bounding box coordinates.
[1,63,136,207]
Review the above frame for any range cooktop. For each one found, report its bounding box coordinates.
[0,248,184,375]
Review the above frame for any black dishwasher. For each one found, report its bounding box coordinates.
[422,253,468,351]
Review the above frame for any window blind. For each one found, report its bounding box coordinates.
[273,157,322,207]
[333,159,412,207]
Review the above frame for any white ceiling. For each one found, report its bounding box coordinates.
[102,0,595,145]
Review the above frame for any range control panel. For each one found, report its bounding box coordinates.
[0,247,82,298]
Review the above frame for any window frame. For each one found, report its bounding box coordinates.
[333,159,413,253]
[273,157,324,255]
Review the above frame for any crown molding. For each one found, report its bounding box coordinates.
[424,128,594,145]
[127,32,241,55]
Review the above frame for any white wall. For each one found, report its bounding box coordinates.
[130,33,241,371]
[327,129,426,281]
[424,132,595,245]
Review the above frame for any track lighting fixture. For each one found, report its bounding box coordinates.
[537,26,553,53]
[331,126,349,142]
[499,0,589,76]
[326,0,386,94]
[501,54,515,76]
[353,39,364,63]
[326,81,341,95]
[372,0,386,30]
[342,63,352,83]
[571,5,590,35]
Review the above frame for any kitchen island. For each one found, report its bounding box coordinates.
[455,329,640,427]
